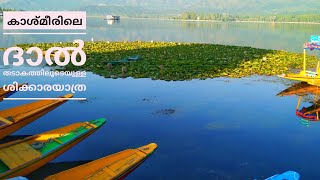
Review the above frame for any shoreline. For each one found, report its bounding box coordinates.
[87,16,320,25]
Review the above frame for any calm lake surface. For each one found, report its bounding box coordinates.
[1,18,320,179]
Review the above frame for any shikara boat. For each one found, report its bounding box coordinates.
[277,82,320,96]
[0,83,27,102]
[0,118,107,179]
[279,72,320,86]
[45,143,158,180]
[105,15,120,20]
[279,36,320,86]
[0,94,73,139]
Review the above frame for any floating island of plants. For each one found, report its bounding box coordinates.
[9,41,320,81]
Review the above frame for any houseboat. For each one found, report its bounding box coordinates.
[105,15,120,20]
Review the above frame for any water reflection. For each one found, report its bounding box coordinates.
[278,82,320,126]
[106,20,120,25]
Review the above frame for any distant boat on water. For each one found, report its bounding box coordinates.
[106,20,120,25]
[105,15,120,20]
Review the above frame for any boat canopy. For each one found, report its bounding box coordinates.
[304,42,320,50]
[300,35,320,74]
[304,35,320,50]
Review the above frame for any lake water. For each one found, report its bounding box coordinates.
[1,18,320,179]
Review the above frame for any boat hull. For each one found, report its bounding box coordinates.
[0,91,16,102]
[117,157,149,180]
[0,127,99,179]
[0,83,27,102]
[0,100,70,139]
[45,143,157,180]
[279,73,320,86]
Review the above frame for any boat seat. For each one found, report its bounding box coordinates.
[51,138,64,144]
[83,122,97,129]
[306,71,318,77]
[0,143,42,169]
[0,117,13,126]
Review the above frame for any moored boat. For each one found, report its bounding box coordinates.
[279,35,320,86]
[0,83,28,102]
[0,94,73,139]
[45,143,157,180]
[105,15,120,20]
[0,118,107,179]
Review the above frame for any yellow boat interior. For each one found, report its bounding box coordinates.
[45,143,158,180]
[0,118,106,178]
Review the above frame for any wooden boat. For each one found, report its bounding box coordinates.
[0,94,73,139]
[279,71,320,86]
[105,15,120,20]
[0,118,107,179]
[45,143,158,180]
[279,36,320,86]
[0,83,27,101]
[277,82,320,96]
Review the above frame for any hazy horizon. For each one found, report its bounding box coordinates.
[1,0,320,16]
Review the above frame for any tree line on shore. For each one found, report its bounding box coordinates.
[0,7,16,12]
[172,12,320,22]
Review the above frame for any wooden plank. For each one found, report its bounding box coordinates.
[52,138,64,144]
[0,143,42,169]
[0,148,23,169]
[108,154,140,173]
[86,168,114,180]
[0,117,13,125]
[84,122,97,129]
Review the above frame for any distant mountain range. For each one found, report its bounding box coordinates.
[1,0,320,16]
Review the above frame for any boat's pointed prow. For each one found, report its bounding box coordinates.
[0,82,29,101]
[89,118,107,127]
[0,94,75,139]
[138,143,158,155]
[44,142,157,180]
[63,94,74,98]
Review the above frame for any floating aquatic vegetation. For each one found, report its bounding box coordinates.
[7,41,320,81]
[141,96,158,103]
[152,108,176,116]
